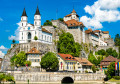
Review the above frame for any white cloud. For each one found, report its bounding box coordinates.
[80,0,120,29]
[8,22,21,41]
[0,45,8,52]
[0,18,3,21]
[0,51,5,58]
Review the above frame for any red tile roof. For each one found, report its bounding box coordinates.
[93,30,100,33]
[102,31,109,34]
[58,53,77,61]
[64,19,84,27]
[27,47,41,54]
[72,9,76,13]
[75,57,93,66]
[85,29,99,37]
[101,56,117,62]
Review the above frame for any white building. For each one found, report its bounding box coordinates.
[26,47,42,67]
[19,6,52,44]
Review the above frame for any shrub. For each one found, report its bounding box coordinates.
[92,64,96,73]
[34,36,38,40]
[113,76,120,80]
[85,70,88,73]
[24,61,31,66]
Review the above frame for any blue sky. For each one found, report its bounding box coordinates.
[0,0,120,57]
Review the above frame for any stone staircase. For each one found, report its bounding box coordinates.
[0,44,19,72]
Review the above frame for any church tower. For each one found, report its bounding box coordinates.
[21,8,27,27]
[34,6,41,28]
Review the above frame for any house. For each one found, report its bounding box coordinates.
[100,56,120,71]
[0,58,2,70]
[26,47,42,67]
[75,57,93,73]
[57,53,77,71]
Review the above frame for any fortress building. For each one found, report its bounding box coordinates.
[19,6,52,44]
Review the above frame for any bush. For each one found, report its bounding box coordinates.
[113,76,120,80]
[34,36,38,40]
[24,61,31,66]
[85,70,88,73]
[92,64,96,73]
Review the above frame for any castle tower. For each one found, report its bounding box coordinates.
[71,9,79,21]
[34,6,41,28]
[21,8,27,27]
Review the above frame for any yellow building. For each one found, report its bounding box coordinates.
[57,53,77,71]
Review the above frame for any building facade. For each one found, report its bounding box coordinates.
[19,6,52,44]
[26,47,42,67]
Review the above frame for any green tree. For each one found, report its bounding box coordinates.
[114,34,120,46]
[88,51,98,66]
[10,51,27,66]
[40,52,59,71]
[57,32,82,57]
[105,62,115,79]
[58,18,63,22]
[106,48,118,57]
[12,39,15,44]
[97,56,103,64]
[34,36,38,40]
[92,64,96,73]
[97,49,106,55]
[24,61,31,66]
[43,20,52,26]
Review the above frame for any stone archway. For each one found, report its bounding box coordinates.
[61,76,74,83]
[28,32,31,42]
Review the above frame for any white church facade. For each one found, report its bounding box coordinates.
[19,6,52,44]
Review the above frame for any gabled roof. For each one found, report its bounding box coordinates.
[41,27,52,34]
[75,57,93,66]
[35,6,40,15]
[58,53,77,61]
[101,56,117,62]
[21,8,27,17]
[102,31,109,34]
[27,47,40,54]
[93,30,100,33]
[85,29,99,37]
[64,19,84,27]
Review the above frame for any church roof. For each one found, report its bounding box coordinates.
[27,47,41,54]
[35,6,40,15]
[21,8,27,17]
[41,27,52,34]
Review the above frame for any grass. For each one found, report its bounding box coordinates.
[109,78,120,82]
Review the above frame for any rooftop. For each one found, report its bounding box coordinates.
[64,19,84,27]
[58,53,77,61]
[75,57,93,66]
[27,47,41,54]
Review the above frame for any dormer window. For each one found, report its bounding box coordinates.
[73,23,75,25]
[32,50,34,52]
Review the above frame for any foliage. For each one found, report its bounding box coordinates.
[34,36,38,40]
[40,52,59,71]
[10,51,27,66]
[0,73,14,82]
[57,32,82,57]
[97,49,106,55]
[114,34,120,46]
[92,64,96,73]
[105,62,115,79]
[58,18,63,22]
[24,61,31,66]
[43,20,52,26]
[53,25,57,28]
[106,48,118,57]
[96,48,118,58]
[113,76,120,80]
[85,70,88,73]
[88,51,98,66]
[97,56,103,64]
[12,39,15,44]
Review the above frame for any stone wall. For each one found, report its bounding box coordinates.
[11,42,56,54]
[14,72,105,82]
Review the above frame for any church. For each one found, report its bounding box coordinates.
[19,6,52,44]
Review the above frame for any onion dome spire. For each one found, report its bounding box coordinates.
[35,5,40,15]
[21,8,27,17]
